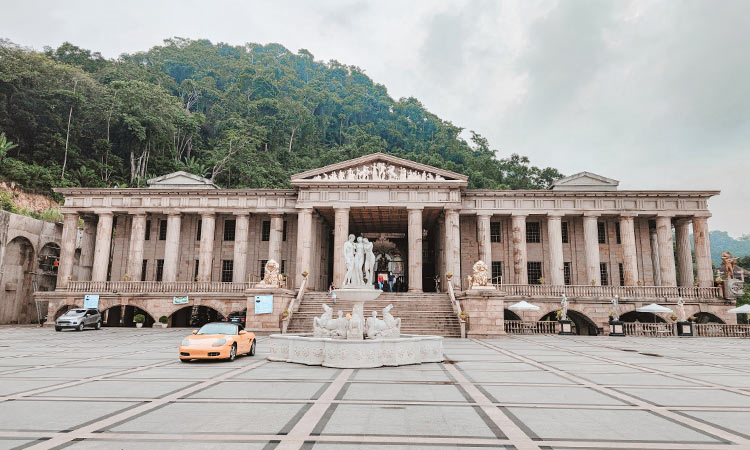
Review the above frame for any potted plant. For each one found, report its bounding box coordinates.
[538,277,545,285]
[281,308,290,320]
[591,279,596,286]
[669,313,678,322]
[446,272,453,280]
[158,316,168,328]
[133,314,145,328]
[301,270,309,278]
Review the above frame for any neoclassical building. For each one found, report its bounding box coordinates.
[37,153,734,334]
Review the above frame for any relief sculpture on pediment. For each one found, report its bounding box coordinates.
[311,162,446,182]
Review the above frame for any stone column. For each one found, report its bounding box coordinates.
[408,207,423,292]
[547,214,564,285]
[332,208,349,288]
[91,212,114,282]
[649,226,662,286]
[511,214,528,284]
[161,213,182,282]
[57,212,79,288]
[582,214,601,286]
[444,208,461,289]
[126,213,147,281]
[268,214,284,264]
[295,208,313,288]
[78,216,97,281]
[619,215,639,286]
[232,213,250,283]
[655,215,677,286]
[692,216,713,287]
[198,213,216,282]
[476,213,492,264]
[675,219,694,287]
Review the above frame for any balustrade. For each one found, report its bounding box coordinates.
[504,320,558,335]
[496,284,720,299]
[62,280,254,293]
[622,322,675,337]
[694,324,750,338]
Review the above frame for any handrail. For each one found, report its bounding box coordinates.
[494,284,721,299]
[282,275,307,333]
[446,278,466,338]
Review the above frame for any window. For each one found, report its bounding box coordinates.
[194,260,199,281]
[491,261,502,284]
[156,259,164,282]
[490,222,502,243]
[561,222,569,244]
[563,262,571,285]
[282,221,288,241]
[141,260,148,281]
[526,222,541,243]
[159,220,167,240]
[618,263,625,286]
[145,220,151,240]
[615,222,621,244]
[261,221,271,241]
[196,219,202,240]
[260,259,268,279]
[528,262,543,284]
[600,263,609,286]
[281,260,286,275]
[221,260,234,282]
[597,222,606,244]
[224,219,236,241]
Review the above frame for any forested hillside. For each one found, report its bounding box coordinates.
[0,38,562,196]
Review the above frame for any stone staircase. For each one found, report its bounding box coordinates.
[287,291,461,337]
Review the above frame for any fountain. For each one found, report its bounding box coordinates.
[268,234,444,368]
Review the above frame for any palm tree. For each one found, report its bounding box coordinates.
[0,132,18,166]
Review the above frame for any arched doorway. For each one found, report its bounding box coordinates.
[54,304,81,320]
[539,309,600,335]
[101,305,154,327]
[694,312,725,324]
[170,305,225,328]
[620,311,667,323]
[504,309,522,321]
[37,242,60,292]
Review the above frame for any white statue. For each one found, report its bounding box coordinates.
[366,305,401,339]
[347,311,364,339]
[257,259,283,288]
[363,237,375,286]
[354,236,365,285]
[366,311,385,338]
[468,260,491,289]
[610,296,620,321]
[313,305,348,338]
[677,297,687,322]
[561,295,568,321]
[343,234,357,286]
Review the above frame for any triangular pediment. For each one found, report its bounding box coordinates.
[291,153,468,184]
[147,171,218,189]
[551,172,619,191]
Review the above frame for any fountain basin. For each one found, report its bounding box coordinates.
[268,333,444,368]
[332,287,382,302]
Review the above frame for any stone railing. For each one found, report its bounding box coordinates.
[282,275,307,333]
[695,324,750,338]
[504,320,558,335]
[622,322,676,337]
[59,281,255,293]
[446,278,466,338]
[497,284,720,299]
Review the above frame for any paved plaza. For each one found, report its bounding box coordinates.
[0,328,749,449]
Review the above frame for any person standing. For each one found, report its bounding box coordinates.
[388,272,395,292]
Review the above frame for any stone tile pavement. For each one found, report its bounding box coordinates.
[0,327,749,449]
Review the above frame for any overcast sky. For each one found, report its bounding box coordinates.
[4,0,749,235]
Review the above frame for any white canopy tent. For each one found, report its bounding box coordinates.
[508,300,540,321]
[636,303,673,323]
[727,304,750,314]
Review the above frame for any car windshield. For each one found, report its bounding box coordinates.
[62,309,86,316]
[197,323,238,335]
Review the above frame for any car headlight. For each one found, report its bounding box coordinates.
[181,338,191,346]
[212,338,227,347]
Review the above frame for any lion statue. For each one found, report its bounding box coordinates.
[467,260,492,289]
[256,259,283,288]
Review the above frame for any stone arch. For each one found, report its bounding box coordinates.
[620,310,667,323]
[169,305,226,328]
[5,231,39,254]
[54,303,82,320]
[694,312,725,324]
[539,308,600,335]
[0,236,36,324]
[504,309,521,321]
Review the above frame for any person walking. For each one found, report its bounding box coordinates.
[388,272,395,292]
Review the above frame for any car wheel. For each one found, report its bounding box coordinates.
[95,321,101,330]
[180,358,190,363]
[77,323,84,332]
[228,343,237,361]
[248,339,256,356]
[55,326,61,332]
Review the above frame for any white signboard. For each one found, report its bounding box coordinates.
[254,295,273,315]
[83,294,99,309]
[173,296,189,305]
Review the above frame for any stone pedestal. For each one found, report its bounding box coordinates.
[677,321,694,337]
[458,290,506,338]
[558,319,574,335]
[723,279,745,300]
[245,288,294,334]
[609,320,625,336]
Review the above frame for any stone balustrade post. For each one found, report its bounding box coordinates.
[511,214,528,284]
[619,215,639,286]
[476,213,492,265]
[547,214,564,285]
[655,215,677,286]
[692,216,713,287]
[675,218,694,287]
[582,214,601,286]
[233,213,250,283]
[126,213,147,281]
[408,207,423,292]
[295,208,313,288]
[57,212,79,288]
[90,212,114,282]
[444,208,461,290]
[332,208,349,288]
[198,213,216,282]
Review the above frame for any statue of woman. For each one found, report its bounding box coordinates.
[363,238,375,286]
[353,236,365,286]
[343,234,357,287]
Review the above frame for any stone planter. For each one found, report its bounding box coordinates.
[609,320,625,336]
[558,319,574,335]
[135,322,143,328]
[677,321,694,337]
[160,323,168,329]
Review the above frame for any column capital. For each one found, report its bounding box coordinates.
[546,213,564,219]
[583,212,601,218]
[692,215,710,223]
[167,212,182,219]
[200,212,216,219]
[510,213,527,218]
[97,211,114,218]
[619,213,638,219]
[333,206,350,212]
[674,217,692,226]
[295,207,314,213]
[655,214,675,219]
[269,213,284,218]
[407,206,425,211]
[476,211,493,217]
[233,211,252,217]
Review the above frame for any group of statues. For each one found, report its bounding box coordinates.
[313,303,401,339]
[312,163,446,182]
[344,234,377,288]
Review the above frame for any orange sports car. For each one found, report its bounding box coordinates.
[179,322,256,362]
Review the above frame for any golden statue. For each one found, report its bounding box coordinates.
[721,251,739,280]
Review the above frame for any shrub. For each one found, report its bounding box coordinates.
[159,315,168,323]
[0,191,17,213]
[133,314,145,323]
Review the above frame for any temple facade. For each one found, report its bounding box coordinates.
[36,153,735,334]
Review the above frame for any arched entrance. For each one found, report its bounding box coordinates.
[1,236,35,324]
[170,305,225,328]
[620,311,667,323]
[54,304,81,320]
[504,309,522,321]
[694,312,725,324]
[539,309,600,335]
[101,305,155,327]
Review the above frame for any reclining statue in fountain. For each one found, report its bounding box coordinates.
[366,304,401,338]
[313,304,348,338]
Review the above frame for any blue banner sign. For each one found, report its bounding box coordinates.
[173,296,189,305]
[83,294,99,309]
[254,295,273,314]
